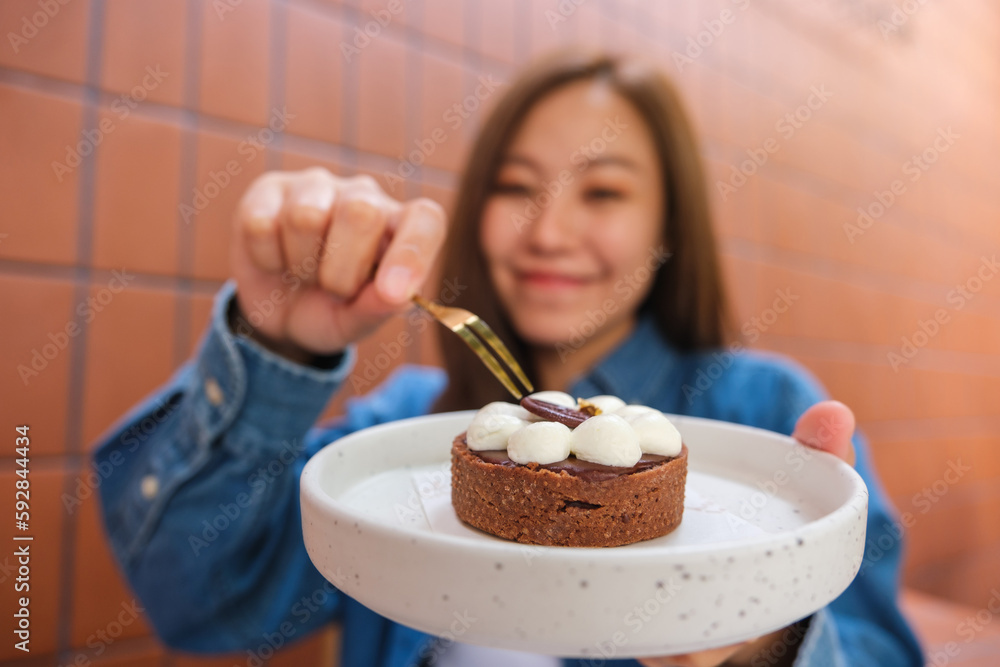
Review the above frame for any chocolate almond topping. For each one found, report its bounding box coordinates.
[520,396,592,428]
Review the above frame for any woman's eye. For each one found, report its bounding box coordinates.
[492,182,531,196]
[585,188,624,201]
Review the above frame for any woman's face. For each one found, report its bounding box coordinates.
[480,79,666,349]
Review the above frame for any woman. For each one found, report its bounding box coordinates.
[95,50,923,666]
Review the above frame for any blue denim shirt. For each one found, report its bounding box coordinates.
[94,282,923,667]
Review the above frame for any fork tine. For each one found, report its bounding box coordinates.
[466,317,534,394]
[411,294,532,401]
[453,326,524,399]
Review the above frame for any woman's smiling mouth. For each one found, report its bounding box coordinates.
[516,270,596,290]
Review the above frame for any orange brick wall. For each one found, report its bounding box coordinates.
[1,0,998,664]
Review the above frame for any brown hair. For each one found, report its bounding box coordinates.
[433,48,731,412]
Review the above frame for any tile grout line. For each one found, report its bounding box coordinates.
[719,237,1000,319]
[56,0,106,659]
[758,333,1000,374]
[519,0,531,57]
[405,0,424,203]
[262,2,288,661]
[172,0,205,376]
[403,0,425,369]
[266,0,289,173]
[0,453,85,471]
[888,476,1000,513]
[339,2,359,175]
[0,259,226,293]
[287,0,512,73]
[158,1,203,662]
[740,3,765,314]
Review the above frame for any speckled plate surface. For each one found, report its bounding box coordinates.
[300,411,868,658]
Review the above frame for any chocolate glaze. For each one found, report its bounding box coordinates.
[520,396,592,428]
[471,445,672,482]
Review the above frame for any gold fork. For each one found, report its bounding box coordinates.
[412,294,533,400]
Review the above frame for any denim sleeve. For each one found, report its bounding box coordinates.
[758,360,924,667]
[93,281,358,653]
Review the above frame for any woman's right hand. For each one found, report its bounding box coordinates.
[230,167,447,359]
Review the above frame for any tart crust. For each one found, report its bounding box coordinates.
[451,434,687,547]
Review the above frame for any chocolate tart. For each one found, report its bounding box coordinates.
[451,435,687,547]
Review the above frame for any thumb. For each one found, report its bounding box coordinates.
[791,400,856,466]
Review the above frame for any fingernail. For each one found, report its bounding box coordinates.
[381,266,413,302]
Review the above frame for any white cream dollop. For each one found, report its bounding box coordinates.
[613,404,656,420]
[617,407,682,457]
[507,421,572,464]
[526,391,577,409]
[570,414,642,467]
[467,404,529,451]
[479,400,534,421]
[586,395,627,414]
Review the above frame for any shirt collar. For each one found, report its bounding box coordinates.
[570,312,679,406]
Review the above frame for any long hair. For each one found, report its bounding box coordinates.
[432,48,731,412]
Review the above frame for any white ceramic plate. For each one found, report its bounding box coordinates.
[300,411,868,658]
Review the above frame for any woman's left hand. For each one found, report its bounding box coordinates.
[637,400,857,667]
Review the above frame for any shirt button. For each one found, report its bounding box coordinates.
[140,475,159,500]
[205,377,224,406]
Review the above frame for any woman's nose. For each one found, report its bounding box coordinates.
[524,193,580,252]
